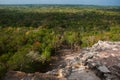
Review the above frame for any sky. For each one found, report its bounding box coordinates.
[0,0,120,6]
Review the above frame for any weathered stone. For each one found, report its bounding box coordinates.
[87,62,97,68]
[98,65,110,73]
[68,70,101,80]
[58,63,67,68]
[81,52,94,61]
[57,67,72,78]
[117,63,120,68]
[104,73,120,80]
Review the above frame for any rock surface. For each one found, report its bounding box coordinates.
[3,71,67,80]
[3,41,120,80]
[68,70,101,80]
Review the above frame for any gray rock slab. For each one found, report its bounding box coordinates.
[98,65,110,73]
[68,70,101,80]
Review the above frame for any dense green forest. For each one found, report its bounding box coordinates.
[0,5,120,78]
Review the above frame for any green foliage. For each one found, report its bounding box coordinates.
[63,31,82,50]
[0,64,6,79]
[0,5,120,78]
[7,45,32,71]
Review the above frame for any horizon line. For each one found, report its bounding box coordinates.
[0,4,120,7]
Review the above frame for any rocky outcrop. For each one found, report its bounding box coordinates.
[87,40,120,80]
[3,40,120,80]
[47,40,120,80]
